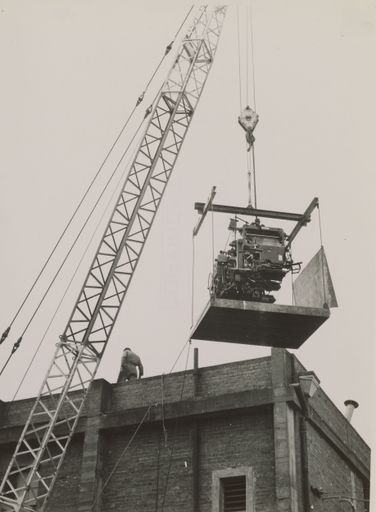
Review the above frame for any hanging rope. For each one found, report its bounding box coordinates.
[154,438,162,512]
[91,338,193,511]
[317,204,328,307]
[191,235,195,328]
[290,246,297,306]
[161,374,168,447]
[92,404,155,509]
[0,4,194,347]
[251,143,258,209]
[160,341,191,512]
[211,207,215,273]
[168,338,190,374]
[290,271,295,305]
[246,145,252,207]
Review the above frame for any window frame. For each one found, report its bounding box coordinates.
[212,467,255,512]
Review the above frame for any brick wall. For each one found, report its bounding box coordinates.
[0,354,370,512]
[110,357,271,413]
[111,371,194,412]
[308,424,366,512]
[310,388,370,467]
[199,409,275,512]
[47,435,84,512]
[198,357,272,397]
[292,356,370,467]
[98,407,275,512]
[100,421,194,512]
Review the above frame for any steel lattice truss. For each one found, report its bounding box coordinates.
[0,5,226,512]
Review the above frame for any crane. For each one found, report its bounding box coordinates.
[0,6,227,511]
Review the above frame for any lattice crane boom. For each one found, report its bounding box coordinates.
[0,6,226,511]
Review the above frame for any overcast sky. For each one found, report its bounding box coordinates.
[0,0,374,470]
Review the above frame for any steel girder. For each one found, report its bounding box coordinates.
[0,5,226,511]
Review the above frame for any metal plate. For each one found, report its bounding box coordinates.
[190,298,330,349]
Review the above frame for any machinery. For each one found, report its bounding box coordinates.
[211,105,300,304]
[212,217,300,303]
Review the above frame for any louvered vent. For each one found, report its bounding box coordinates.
[222,475,246,512]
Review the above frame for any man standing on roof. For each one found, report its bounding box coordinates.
[118,347,144,382]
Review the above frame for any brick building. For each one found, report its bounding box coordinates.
[0,348,370,511]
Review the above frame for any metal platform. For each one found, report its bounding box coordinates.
[190,298,330,349]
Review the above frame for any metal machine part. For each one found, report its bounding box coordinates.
[238,105,259,150]
[212,217,300,303]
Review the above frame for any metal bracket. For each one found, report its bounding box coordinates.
[193,186,216,236]
[194,202,303,222]
[286,197,319,249]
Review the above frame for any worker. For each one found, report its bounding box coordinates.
[118,347,144,382]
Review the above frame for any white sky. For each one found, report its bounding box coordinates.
[0,0,374,467]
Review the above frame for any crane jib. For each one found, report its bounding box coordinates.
[0,6,227,512]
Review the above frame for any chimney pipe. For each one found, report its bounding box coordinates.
[344,399,359,422]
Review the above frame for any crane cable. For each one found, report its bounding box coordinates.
[237,2,258,208]
[5,135,142,392]
[249,2,258,209]
[0,4,196,371]
[236,6,243,110]
[91,403,156,510]
[0,3,194,348]
[160,341,191,511]
[0,114,147,377]
[154,438,162,512]
[91,339,192,510]
[249,1,257,111]
[317,204,328,307]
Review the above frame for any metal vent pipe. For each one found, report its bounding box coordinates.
[344,399,359,422]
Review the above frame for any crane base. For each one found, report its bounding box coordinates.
[190,298,330,349]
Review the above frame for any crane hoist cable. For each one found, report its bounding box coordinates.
[246,3,250,106]
[0,3,194,349]
[154,437,162,512]
[91,339,192,510]
[237,1,258,209]
[249,1,257,111]
[160,341,192,511]
[236,6,243,111]
[249,2,258,209]
[6,137,142,396]
[91,403,156,509]
[0,113,149,376]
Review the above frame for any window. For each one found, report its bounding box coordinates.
[212,467,254,512]
[222,476,246,512]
